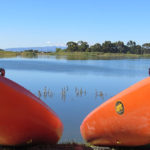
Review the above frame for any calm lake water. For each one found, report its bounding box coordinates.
[0,55,150,143]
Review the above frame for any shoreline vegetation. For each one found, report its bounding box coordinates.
[1,50,150,60]
[1,40,150,59]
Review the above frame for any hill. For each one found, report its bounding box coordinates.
[5,46,66,52]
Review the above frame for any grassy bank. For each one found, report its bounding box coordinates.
[51,51,150,60]
[0,50,19,58]
[1,50,150,59]
[0,50,41,58]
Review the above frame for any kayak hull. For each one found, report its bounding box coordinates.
[80,77,150,146]
[0,76,63,146]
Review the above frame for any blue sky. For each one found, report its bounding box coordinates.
[0,0,150,49]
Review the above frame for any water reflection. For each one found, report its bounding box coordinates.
[0,57,149,77]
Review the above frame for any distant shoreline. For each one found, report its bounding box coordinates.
[1,50,150,59]
[1,40,150,59]
[0,51,150,60]
[51,51,150,59]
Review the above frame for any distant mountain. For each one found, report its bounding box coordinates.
[5,46,66,52]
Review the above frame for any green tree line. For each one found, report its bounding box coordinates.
[56,41,150,54]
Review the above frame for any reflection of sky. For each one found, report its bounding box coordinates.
[0,57,150,77]
[0,57,149,142]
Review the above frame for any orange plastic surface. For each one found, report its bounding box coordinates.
[0,76,63,146]
[80,77,150,146]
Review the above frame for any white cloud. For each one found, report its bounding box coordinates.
[45,41,51,44]
[44,41,66,47]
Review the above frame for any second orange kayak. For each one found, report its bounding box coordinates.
[80,77,150,146]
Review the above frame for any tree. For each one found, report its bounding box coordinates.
[90,43,102,52]
[127,41,137,54]
[66,41,78,52]
[77,41,89,52]
[113,41,128,53]
[127,40,136,47]
[102,41,113,53]
[134,45,142,54]
[142,43,150,49]
[142,43,150,54]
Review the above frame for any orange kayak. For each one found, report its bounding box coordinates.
[0,74,63,146]
[80,77,150,146]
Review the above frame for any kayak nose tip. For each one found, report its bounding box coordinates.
[0,68,5,77]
